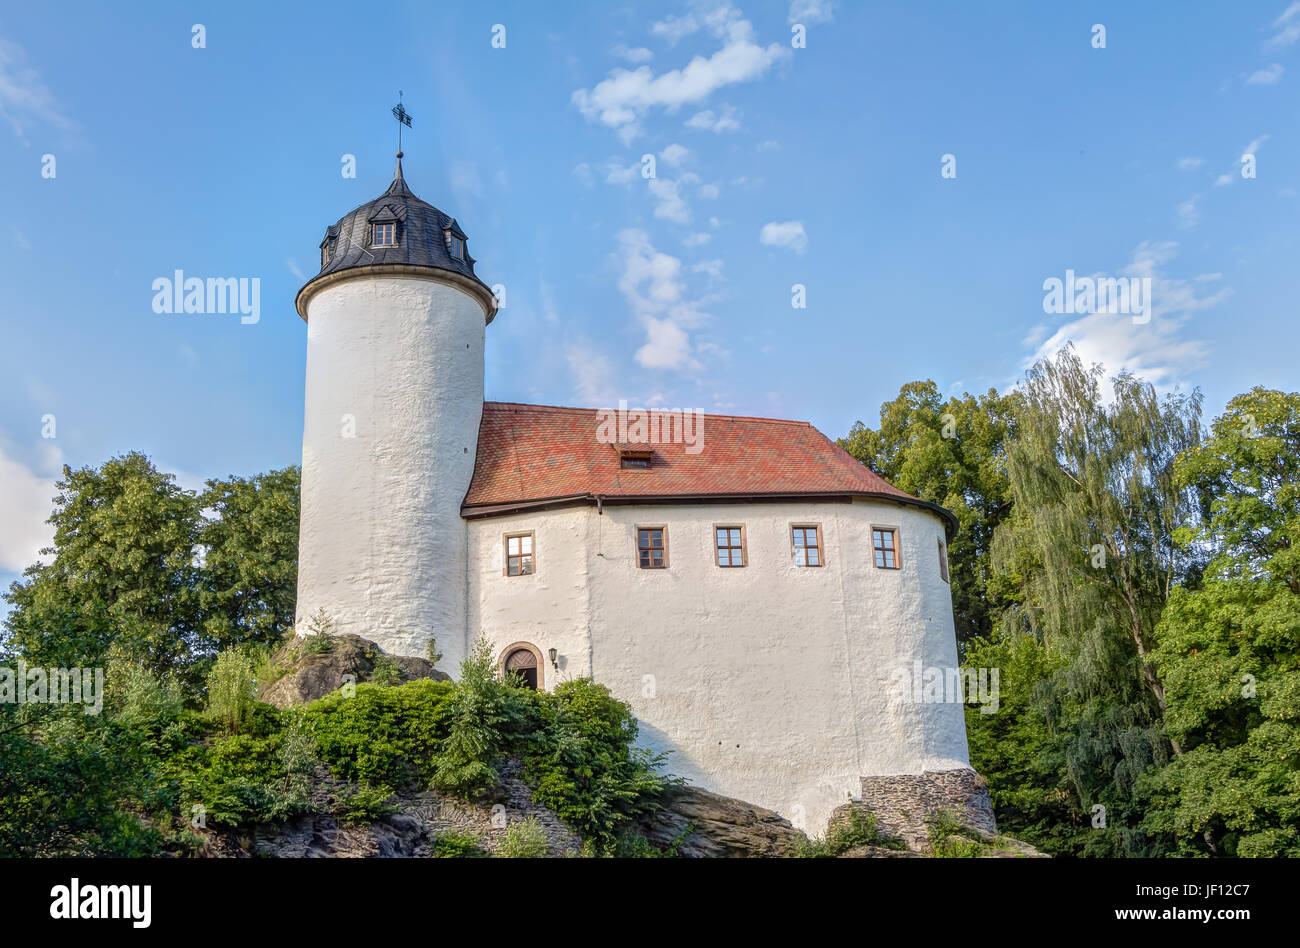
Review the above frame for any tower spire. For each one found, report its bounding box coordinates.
[392,91,413,180]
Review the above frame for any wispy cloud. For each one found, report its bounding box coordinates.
[573,8,788,142]
[1176,194,1201,229]
[1214,134,1268,186]
[789,0,835,24]
[1246,62,1285,84]
[0,34,76,144]
[1266,2,1300,46]
[759,220,807,254]
[685,104,742,132]
[1023,242,1231,390]
[615,228,714,371]
[1175,156,1203,170]
[613,44,654,63]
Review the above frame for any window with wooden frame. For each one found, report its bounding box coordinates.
[791,524,822,567]
[504,532,534,576]
[373,222,396,247]
[637,526,667,569]
[873,527,900,569]
[449,234,465,259]
[938,538,949,583]
[714,525,747,567]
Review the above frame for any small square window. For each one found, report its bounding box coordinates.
[504,532,534,576]
[873,528,899,569]
[791,524,822,567]
[938,538,949,583]
[715,526,746,567]
[637,527,667,569]
[373,222,396,247]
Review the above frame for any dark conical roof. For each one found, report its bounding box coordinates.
[295,154,495,321]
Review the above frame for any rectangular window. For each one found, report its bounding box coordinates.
[373,222,395,247]
[450,235,465,259]
[637,527,667,569]
[504,532,534,576]
[791,524,822,567]
[873,527,899,569]
[938,538,949,583]
[715,525,746,567]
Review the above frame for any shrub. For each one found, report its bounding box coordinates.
[523,678,678,853]
[430,637,513,797]
[498,816,548,858]
[204,647,259,734]
[300,608,335,655]
[432,830,485,858]
[336,783,397,825]
[796,808,907,857]
[370,656,402,686]
[305,679,455,787]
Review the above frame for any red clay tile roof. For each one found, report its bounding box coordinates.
[463,402,955,534]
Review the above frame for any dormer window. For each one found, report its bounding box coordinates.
[614,444,654,469]
[321,238,335,268]
[447,231,465,260]
[373,223,396,247]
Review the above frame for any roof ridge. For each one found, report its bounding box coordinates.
[482,400,812,426]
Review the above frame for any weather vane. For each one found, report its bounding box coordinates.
[392,91,413,153]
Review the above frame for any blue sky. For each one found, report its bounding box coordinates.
[2,0,1298,600]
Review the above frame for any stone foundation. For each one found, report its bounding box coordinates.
[834,768,997,852]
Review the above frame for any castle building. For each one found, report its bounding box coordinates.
[294,156,978,834]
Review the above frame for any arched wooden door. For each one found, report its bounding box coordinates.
[503,644,541,690]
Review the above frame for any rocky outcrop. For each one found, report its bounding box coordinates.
[258,633,449,708]
[636,785,804,857]
[199,759,581,858]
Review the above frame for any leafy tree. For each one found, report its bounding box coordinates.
[2,453,201,677]
[195,468,300,651]
[841,381,1017,648]
[1143,389,1300,855]
[989,347,1202,856]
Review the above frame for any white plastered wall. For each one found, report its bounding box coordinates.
[296,274,484,667]
[467,497,970,834]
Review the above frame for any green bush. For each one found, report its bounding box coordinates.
[370,656,402,686]
[498,816,548,858]
[336,783,397,825]
[204,646,259,734]
[305,679,455,787]
[432,830,485,858]
[796,808,907,857]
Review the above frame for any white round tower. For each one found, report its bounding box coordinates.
[294,153,496,667]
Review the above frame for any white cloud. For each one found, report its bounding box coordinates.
[652,12,702,45]
[566,340,619,406]
[789,0,835,24]
[660,142,689,166]
[649,176,693,224]
[615,228,712,371]
[572,162,595,188]
[759,220,807,253]
[1175,157,1203,170]
[1176,195,1200,229]
[683,232,712,247]
[613,44,654,63]
[1246,62,1285,84]
[685,104,742,133]
[1266,3,1300,46]
[573,11,788,140]
[698,182,719,199]
[286,258,306,281]
[605,161,640,185]
[0,34,75,144]
[1023,242,1231,390]
[0,440,59,573]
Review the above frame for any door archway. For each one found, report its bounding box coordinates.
[500,642,543,690]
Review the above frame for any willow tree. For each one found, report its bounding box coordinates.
[992,347,1202,855]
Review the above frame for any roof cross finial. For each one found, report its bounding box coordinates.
[392,91,413,177]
